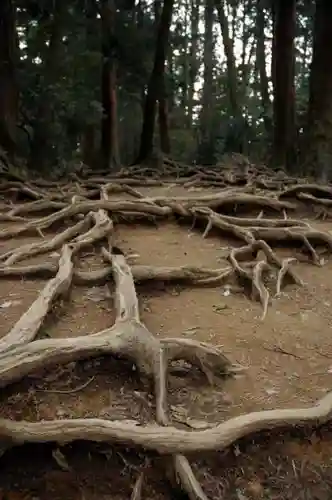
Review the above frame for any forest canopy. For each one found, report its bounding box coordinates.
[0,0,331,180]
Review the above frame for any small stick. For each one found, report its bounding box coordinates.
[263,345,304,360]
[35,376,95,394]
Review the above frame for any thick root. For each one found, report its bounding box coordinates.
[0,177,332,498]
[0,244,74,352]
[1,389,332,453]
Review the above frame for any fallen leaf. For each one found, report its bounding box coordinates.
[52,448,71,471]
[247,479,264,497]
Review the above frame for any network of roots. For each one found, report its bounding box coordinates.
[1,158,332,499]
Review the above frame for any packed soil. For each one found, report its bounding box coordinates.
[1,180,332,499]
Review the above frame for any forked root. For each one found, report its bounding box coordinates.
[229,240,303,318]
[1,180,332,498]
[0,245,235,499]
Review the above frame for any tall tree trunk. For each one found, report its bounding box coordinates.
[29,0,66,170]
[256,0,272,134]
[136,0,174,163]
[158,79,171,154]
[0,0,17,158]
[214,0,239,119]
[81,125,96,168]
[100,0,120,171]
[81,0,98,168]
[182,0,189,114]
[304,0,332,181]
[271,0,296,170]
[154,0,171,155]
[188,0,199,127]
[198,0,214,162]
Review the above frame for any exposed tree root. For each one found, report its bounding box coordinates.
[0,218,89,266]
[0,177,332,498]
[0,245,74,351]
[0,200,171,239]
[0,245,234,498]
[0,261,234,287]
[279,183,332,201]
[1,389,332,454]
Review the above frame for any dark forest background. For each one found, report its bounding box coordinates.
[0,0,331,180]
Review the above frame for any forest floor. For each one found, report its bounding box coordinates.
[1,167,332,499]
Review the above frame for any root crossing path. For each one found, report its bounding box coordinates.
[1,175,332,498]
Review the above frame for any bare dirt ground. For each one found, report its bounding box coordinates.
[1,168,332,499]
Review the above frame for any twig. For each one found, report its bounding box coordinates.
[35,376,95,394]
[263,345,304,360]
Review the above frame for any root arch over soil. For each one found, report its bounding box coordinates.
[0,172,332,498]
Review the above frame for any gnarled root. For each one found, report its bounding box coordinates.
[0,244,74,352]
[0,246,235,499]
[229,240,303,318]
[1,389,332,454]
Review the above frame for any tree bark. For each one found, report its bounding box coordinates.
[271,0,296,170]
[81,125,96,168]
[154,0,171,155]
[198,0,215,163]
[80,0,98,169]
[0,0,18,158]
[214,0,239,119]
[100,0,120,171]
[188,0,199,128]
[28,0,66,171]
[304,0,332,181]
[256,0,272,135]
[158,79,171,154]
[136,0,174,163]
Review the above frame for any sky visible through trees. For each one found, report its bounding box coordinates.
[0,0,331,179]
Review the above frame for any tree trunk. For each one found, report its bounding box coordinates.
[198,0,214,163]
[0,0,17,158]
[100,0,120,171]
[271,0,296,170]
[304,0,332,181]
[136,0,174,163]
[158,80,171,154]
[28,0,66,171]
[188,0,199,128]
[82,125,96,168]
[256,0,272,135]
[81,0,98,169]
[214,0,239,119]
[154,0,171,155]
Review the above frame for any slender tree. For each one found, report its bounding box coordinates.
[188,0,199,128]
[28,0,67,170]
[271,0,296,170]
[215,0,239,119]
[198,0,215,163]
[100,0,120,170]
[304,0,332,181]
[255,0,272,135]
[155,0,170,155]
[136,0,174,163]
[0,0,18,158]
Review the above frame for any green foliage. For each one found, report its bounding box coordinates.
[5,0,316,169]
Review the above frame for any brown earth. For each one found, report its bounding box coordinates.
[0,181,332,499]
